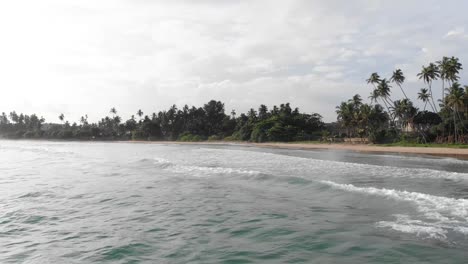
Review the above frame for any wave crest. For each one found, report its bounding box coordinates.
[320,180,468,239]
[151,157,261,177]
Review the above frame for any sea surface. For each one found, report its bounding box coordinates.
[1,140,468,263]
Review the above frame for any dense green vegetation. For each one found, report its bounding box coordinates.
[335,56,468,144]
[0,101,324,142]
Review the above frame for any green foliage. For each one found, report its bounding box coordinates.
[178,132,203,142]
[222,136,239,141]
[338,56,468,145]
[0,100,325,144]
[207,135,221,141]
[336,95,389,141]
[131,130,146,141]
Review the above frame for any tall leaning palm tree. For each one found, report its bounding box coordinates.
[446,83,465,142]
[417,88,431,111]
[417,63,440,112]
[377,79,394,117]
[390,69,408,99]
[367,72,390,110]
[437,57,450,102]
[366,72,381,87]
[369,89,380,104]
[447,57,463,86]
[370,85,391,117]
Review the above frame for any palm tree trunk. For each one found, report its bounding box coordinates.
[454,107,457,143]
[385,96,394,105]
[428,82,438,112]
[428,100,436,112]
[379,98,393,121]
[398,84,408,99]
[441,79,445,104]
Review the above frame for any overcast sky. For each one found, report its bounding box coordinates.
[0,0,467,122]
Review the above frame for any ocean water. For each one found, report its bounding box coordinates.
[1,140,468,263]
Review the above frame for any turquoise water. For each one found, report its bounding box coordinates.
[1,140,468,263]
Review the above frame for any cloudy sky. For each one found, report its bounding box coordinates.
[0,0,467,122]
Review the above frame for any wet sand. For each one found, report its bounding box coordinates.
[125,141,468,159]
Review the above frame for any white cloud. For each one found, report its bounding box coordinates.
[0,0,467,122]
[445,27,465,38]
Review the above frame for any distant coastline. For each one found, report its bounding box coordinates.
[123,141,468,160]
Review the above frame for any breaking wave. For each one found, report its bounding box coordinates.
[151,157,261,177]
[321,180,468,239]
[194,148,468,181]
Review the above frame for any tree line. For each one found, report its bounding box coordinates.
[0,101,324,142]
[336,56,468,143]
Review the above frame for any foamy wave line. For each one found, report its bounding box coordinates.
[320,180,468,221]
[304,158,468,181]
[1,145,75,155]
[321,180,468,239]
[376,214,468,240]
[193,148,468,181]
[153,157,261,176]
[376,215,449,240]
[172,166,260,176]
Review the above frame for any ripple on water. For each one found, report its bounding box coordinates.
[97,243,152,262]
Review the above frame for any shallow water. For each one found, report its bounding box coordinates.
[1,140,468,263]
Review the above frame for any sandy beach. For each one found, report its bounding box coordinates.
[125,141,468,159]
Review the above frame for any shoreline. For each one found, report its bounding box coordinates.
[123,141,468,160]
[2,138,468,159]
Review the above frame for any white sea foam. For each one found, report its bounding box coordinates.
[376,215,449,240]
[0,144,75,155]
[192,147,468,181]
[152,157,261,177]
[171,165,261,176]
[301,158,468,181]
[320,180,468,221]
[322,180,468,239]
[371,153,468,165]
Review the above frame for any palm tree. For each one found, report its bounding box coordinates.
[392,99,417,131]
[367,72,393,117]
[110,107,117,116]
[137,109,144,119]
[366,73,381,90]
[445,83,465,142]
[377,79,393,103]
[376,79,394,119]
[417,63,440,112]
[59,113,65,123]
[336,102,353,137]
[417,88,431,111]
[369,89,380,104]
[447,57,463,85]
[390,69,408,99]
[351,94,363,108]
[437,57,450,102]
[464,85,468,117]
